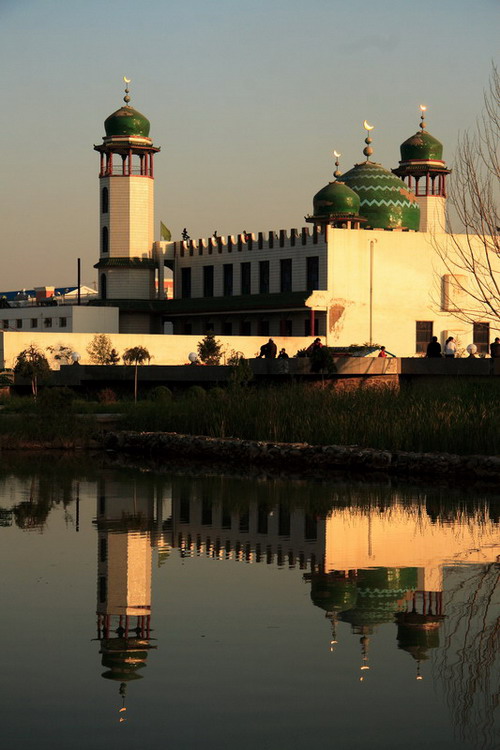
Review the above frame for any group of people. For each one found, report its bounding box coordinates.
[257,337,323,360]
[426,336,500,358]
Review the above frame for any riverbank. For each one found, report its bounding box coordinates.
[103,430,500,482]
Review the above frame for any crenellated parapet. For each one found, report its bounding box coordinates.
[173,226,324,258]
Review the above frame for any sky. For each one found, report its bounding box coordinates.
[0,0,498,289]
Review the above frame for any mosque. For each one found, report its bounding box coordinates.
[0,83,493,362]
[89,81,492,356]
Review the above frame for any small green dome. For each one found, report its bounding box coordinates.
[342,161,420,230]
[400,130,443,162]
[105,106,151,138]
[313,180,361,218]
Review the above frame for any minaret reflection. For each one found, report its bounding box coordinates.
[95,475,169,718]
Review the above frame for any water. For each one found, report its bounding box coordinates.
[0,454,499,750]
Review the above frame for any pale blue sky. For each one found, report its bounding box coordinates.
[0,0,497,288]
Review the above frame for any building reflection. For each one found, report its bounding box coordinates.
[92,473,499,701]
[94,474,168,719]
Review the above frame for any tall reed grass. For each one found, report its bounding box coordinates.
[122,380,500,456]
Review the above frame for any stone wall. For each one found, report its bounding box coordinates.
[103,431,500,481]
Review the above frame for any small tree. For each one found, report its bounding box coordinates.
[14,345,51,399]
[86,334,116,365]
[123,346,151,402]
[197,330,222,365]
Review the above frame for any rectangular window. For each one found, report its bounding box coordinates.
[181,268,191,299]
[257,503,268,534]
[239,511,249,534]
[179,494,190,524]
[203,265,214,297]
[201,498,212,526]
[304,317,319,337]
[44,318,53,328]
[306,256,319,290]
[16,319,22,329]
[280,319,293,336]
[258,320,269,336]
[223,264,233,296]
[2,320,8,329]
[221,503,231,529]
[240,320,251,336]
[99,537,107,563]
[416,321,433,353]
[304,514,317,541]
[278,503,291,536]
[259,261,270,294]
[240,262,251,295]
[280,258,292,292]
[30,319,38,329]
[473,322,489,354]
[98,576,107,604]
[59,317,67,328]
[222,321,232,335]
[183,322,192,335]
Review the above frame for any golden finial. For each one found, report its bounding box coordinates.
[419,104,427,131]
[362,120,374,160]
[333,150,342,178]
[123,76,131,104]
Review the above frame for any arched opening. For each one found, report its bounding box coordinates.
[100,273,107,300]
[101,187,109,213]
[102,226,108,254]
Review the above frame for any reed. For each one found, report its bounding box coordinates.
[122,380,500,456]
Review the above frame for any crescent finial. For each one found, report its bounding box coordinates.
[363,120,375,131]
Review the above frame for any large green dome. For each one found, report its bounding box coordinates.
[104,106,151,138]
[342,161,420,230]
[400,130,443,162]
[313,180,361,218]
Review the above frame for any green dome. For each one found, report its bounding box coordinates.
[313,180,361,218]
[310,576,358,612]
[400,130,443,162]
[342,161,420,230]
[105,106,151,138]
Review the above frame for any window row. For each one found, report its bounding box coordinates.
[177,317,320,337]
[177,497,317,539]
[1,318,67,330]
[416,321,490,354]
[180,256,320,299]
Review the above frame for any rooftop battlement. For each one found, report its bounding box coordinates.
[172,226,325,258]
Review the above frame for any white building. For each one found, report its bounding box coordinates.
[90,86,494,356]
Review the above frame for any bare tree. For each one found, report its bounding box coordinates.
[435,65,499,331]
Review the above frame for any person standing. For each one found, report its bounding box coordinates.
[444,336,457,358]
[490,337,500,358]
[426,336,442,358]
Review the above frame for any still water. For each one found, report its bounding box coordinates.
[0,454,499,750]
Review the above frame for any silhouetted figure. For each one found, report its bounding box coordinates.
[259,338,277,359]
[426,336,442,358]
[213,231,218,238]
[306,338,323,356]
[444,336,457,358]
[182,228,190,241]
[490,337,500,358]
[277,348,289,360]
[378,346,388,358]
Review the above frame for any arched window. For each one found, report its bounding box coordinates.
[101,187,108,214]
[102,226,108,254]
[100,273,107,300]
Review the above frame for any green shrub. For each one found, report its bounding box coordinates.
[149,386,173,402]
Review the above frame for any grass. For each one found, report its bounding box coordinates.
[1,380,499,455]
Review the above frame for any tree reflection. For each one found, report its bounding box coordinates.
[436,563,500,750]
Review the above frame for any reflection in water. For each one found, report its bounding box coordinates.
[95,476,159,721]
[1,462,499,748]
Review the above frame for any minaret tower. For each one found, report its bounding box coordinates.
[393,106,450,233]
[94,79,160,332]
